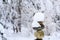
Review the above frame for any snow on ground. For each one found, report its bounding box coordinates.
[0,32,60,40]
[8,32,60,40]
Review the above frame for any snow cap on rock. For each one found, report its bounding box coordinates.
[33,12,45,21]
[32,12,45,27]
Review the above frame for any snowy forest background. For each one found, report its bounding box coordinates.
[0,0,60,40]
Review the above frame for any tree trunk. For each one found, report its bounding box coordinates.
[17,0,22,32]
